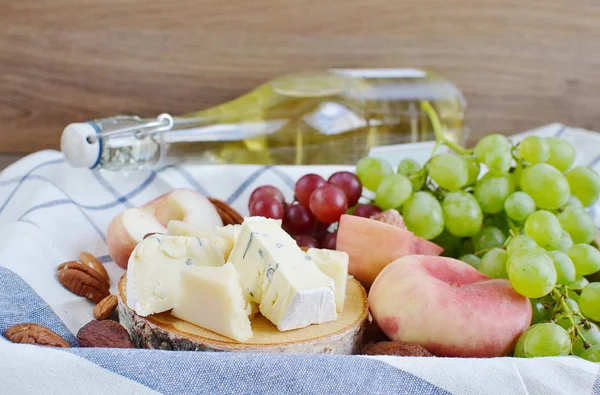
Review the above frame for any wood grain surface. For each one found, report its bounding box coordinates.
[1,0,599,154]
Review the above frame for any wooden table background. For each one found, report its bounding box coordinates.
[1,0,600,169]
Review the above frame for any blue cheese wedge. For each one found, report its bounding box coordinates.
[171,263,254,342]
[126,234,224,316]
[229,217,337,331]
[306,248,349,313]
[259,254,338,331]
[228,217,289,304]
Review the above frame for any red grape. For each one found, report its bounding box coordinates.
[283,204,316,235]
[309,184,348,224]
[328,171,362,206]
[353,204,382,218]
[249,185,285,209]
[322,231,338,250]
[293,235,320,249]
[295,174,326,207]
[249,197,284,219]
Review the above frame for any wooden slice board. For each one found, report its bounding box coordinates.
[117,274,369,354]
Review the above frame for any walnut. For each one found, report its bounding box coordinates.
[4,323,70,347]
[362,341,433,357]
[77,320,135,348]
[57,261,110,303]
[93,295,118,320]
[79,251,110,284]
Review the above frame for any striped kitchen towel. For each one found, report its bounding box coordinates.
[0,123,599,395]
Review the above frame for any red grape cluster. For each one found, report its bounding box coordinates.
[248,171,382,249]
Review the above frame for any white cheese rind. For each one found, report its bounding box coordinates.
[126,234,224,316]
[171,263,253,342]
[306,248,349,313]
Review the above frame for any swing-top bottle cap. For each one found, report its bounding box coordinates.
[61,122,102,169]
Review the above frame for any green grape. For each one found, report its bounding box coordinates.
[504,191,536,222]
[397,158,421,176]
[473,226,506,252]
[402,192,444,240]
[580,283,600,322]
[545,137,576,172]
[474,173,513,214]
[557,207,596,244]
[374,174,412,210]
[442,191,483,237]
[564,195,584,209]
[507,247,556,298]
[524,210,562,250]
[510,165,524,192]
[567,244,600,276]
[464,156,481,186]
[474,134,512,162]
[565,298,580,312]
[566,167,600,207]
[580,344,600,362]
[397,159,426,191]
[356,157,393,192]
[557,230,574,252]
[568,276,590,290]
[480,248,509,279]
[484,148,512,175]
[548,251,576,285]
[572,322,600,356]
[517,136,550,164]
[531,300,552,324]
[520,163,570,209]
[459,254,481,269]
[507,235,538,256]
[514,323,571,358]
[428,153,469,191]
[567,288,580,302]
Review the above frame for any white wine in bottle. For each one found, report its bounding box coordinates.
[61,68,466,171]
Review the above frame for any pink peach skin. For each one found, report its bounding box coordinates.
[106,189,222,269]
[336,214,442,288]
[369,255,532,357]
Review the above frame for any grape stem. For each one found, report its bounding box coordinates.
[421,101,473,156]
[550,287,591,349]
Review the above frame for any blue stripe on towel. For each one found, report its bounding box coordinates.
[66,349,447,395]
[0,267,78,345]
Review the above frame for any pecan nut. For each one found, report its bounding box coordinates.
[94,295,118,320]
[77,320,135,348]
[209,198,243,225]
[57,261,110,303]
[80,251,110,284]
[362,341,433,357]
[4,323,70,347]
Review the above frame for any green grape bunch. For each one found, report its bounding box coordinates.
[354,111,600,361]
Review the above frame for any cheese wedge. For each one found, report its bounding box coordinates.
[229,217,337,331]
[168,221,241,261]
[228,217,288,304]
[306,248,349,313]
[171,263,254,342]
[126,234,224,316]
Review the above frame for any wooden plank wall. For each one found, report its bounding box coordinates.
[1,0,599,154]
